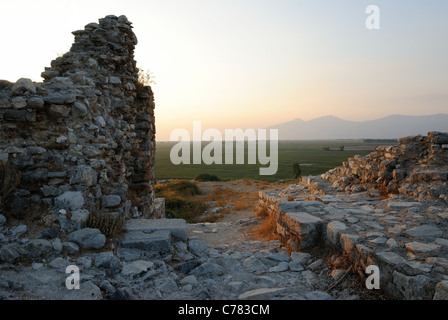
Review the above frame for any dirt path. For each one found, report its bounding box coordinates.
[187,179,288,248]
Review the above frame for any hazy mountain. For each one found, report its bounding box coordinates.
[268,114,448,140]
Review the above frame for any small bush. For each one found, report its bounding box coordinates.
[165,197,188,210]
[292,161,302,180]
[164,197,207,222]
[154,180,206,222]
[155,180,201,197]
[138,69,156,86]
[195,173,220,182]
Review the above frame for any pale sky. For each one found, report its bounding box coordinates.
[1,0,447,140]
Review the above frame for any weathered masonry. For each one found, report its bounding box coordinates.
[0,15,161,220]
[260,132,448,300]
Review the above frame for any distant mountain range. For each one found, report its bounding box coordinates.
[268,114,448,140]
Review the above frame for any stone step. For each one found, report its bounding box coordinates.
[277,211,323,249]
[125,218,187,241]
[278,201,325,212]
[121,229,171,253]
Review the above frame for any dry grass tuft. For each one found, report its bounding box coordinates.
[203,187,258,213]
[233,200,249,211]
[247,213,280,242]
[254,204,269,218]
[204,187,237,202]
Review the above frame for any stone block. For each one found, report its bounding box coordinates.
[125,218,187,241]
[392,271,434,300]
[339,233,359,254]
[405,242,441,256]
[68,228,105,249]
[376,251,406,266]
[154,198,165,218]
[326,221,347,246]
[404,225,443,238]
[101,195,122,208]
[433,281,448,300]
[54,191,85,211]
[281,212,323,248]
[121,229,171,253]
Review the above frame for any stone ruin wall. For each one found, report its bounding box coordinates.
[321,132,448,200]
[0,15,160,224]
[258,132,448,299]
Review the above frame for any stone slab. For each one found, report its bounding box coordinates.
[282,212,323,248]
[238,287,290,300]
[435,238,448,247]
[154,198,166,218]
[405,242,441,255]
[125,218,187,241]
[404,225,443,238]
[426,257,448,271]
[434,281,448,300]
[387,201,421,210]
[121,229,171,253]
[285,212,323,225]
[339,233,360,254]
[327,221,347,245]
[279,201,324,212]
[376,251,406,266]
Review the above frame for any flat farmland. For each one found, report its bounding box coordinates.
[154,140,384,181]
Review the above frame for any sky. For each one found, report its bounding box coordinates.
[1,0,447,140]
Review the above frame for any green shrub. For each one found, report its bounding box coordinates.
[163,197,207,222]
[165,197,188,210]
[292,161,302,180]
[155,180,201,197]
[154,180,206,222]
[194,173,220,182]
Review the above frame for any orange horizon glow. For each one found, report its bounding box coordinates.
[1,0,447,141]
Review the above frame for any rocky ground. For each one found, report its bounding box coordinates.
[0,181,382,300]
[3,164,447,300]
[267,175,448,300]
[0,221,364,301]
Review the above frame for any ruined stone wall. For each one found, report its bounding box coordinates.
[258,133,448,299]
[0,15,159,223]
[321,132,448,200]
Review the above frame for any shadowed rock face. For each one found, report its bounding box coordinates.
[0,15,158,219]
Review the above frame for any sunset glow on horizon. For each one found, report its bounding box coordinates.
[1,0,447,140]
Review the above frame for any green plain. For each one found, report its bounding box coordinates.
[154,140,381,181]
